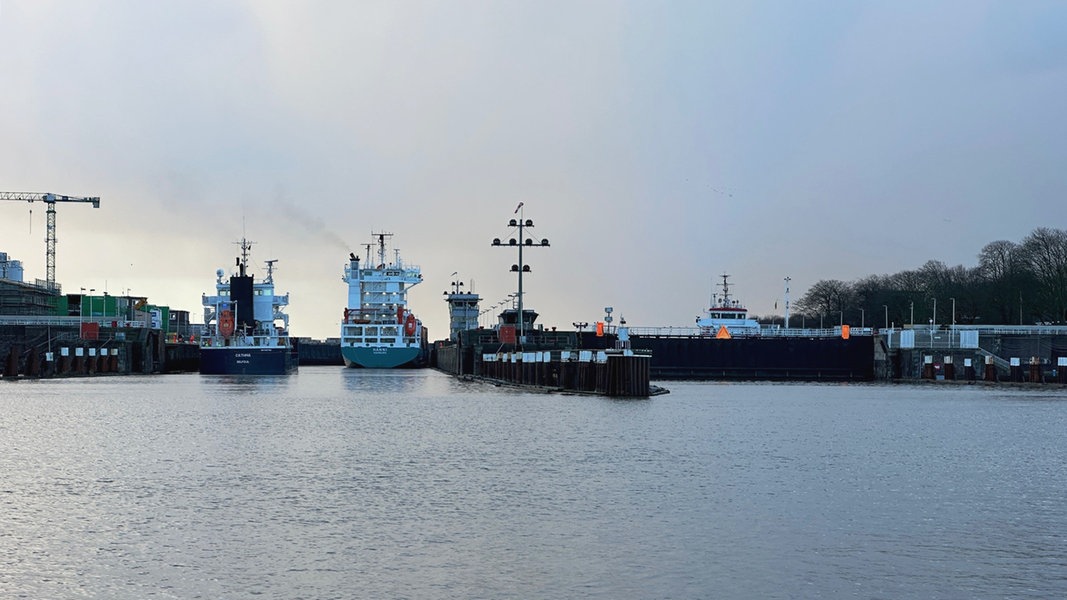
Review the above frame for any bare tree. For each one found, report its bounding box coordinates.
[978,240,1027,323]
[1020,228,1067,321]
[791,227,1066,327]
[795,279,854,324]
[978,240,1022,281]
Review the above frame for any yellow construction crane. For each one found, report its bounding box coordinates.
[1,192,101,291]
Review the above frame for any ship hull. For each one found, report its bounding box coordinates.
[574,332,875,381]
[199,346,297,375]
[629,335,875,380]
[341,346,420,369]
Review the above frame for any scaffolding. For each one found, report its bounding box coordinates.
[0,278,60,316]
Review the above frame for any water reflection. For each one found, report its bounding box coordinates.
[2,376,1066,599]
[198,373,295,394]
[341,367,450,395]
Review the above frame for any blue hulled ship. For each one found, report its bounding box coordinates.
[199,238,297,375]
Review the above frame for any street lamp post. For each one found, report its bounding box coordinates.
[87,288,95,329]
[783,276,791,329]
[491,204,549,344]
[950,296,957,348]
[860,308,865,329]
[932,297,937,328]
[81,287,95,339]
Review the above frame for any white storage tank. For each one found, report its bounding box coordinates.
[0,252,25,282]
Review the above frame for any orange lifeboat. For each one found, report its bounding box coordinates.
[219,309,235,338]
[404,313,417,336]
[397,306,405,324]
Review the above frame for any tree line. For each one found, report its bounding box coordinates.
[778,227,1067,328]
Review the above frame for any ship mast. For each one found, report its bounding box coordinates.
[234,237,254,277]
[373,232,393,267]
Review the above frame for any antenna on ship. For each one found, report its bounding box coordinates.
[372,231,393,267]
[234,237,254,277]
[265,259,278,284]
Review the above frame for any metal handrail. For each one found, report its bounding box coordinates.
[0,316,147,327]
[199,334,291,348]
[626,326,874,338]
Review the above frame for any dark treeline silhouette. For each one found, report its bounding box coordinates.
[775,227,1067,328]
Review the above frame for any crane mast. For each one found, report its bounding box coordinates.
[0,192,101,291]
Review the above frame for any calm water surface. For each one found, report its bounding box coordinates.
[1,368,1065,598]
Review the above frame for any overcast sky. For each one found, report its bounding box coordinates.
[1,1,1064,338]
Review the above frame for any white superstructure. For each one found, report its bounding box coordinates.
[340,232,423,368]
[696,274,761,335]
[200,238,291,349]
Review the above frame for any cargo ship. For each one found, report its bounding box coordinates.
[340,232,424,368]
[594,275,876,380]
[199,238,296,375]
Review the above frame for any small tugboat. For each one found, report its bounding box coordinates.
[696,274,761,336]
[199,238,296,375]
[340,232,424,368]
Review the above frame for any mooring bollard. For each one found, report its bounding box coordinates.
[964,357,976,381]
[1009,357,1022,383]
[1029,357,1042,383]
[4,347,19,377]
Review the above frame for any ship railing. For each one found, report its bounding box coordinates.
[360,267,422,280]
[343,308,393,323]
[199,333,291,348]
[0,316,147,328]
[626,326,873,338]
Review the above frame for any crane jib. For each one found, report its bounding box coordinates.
[0,191,102,290]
